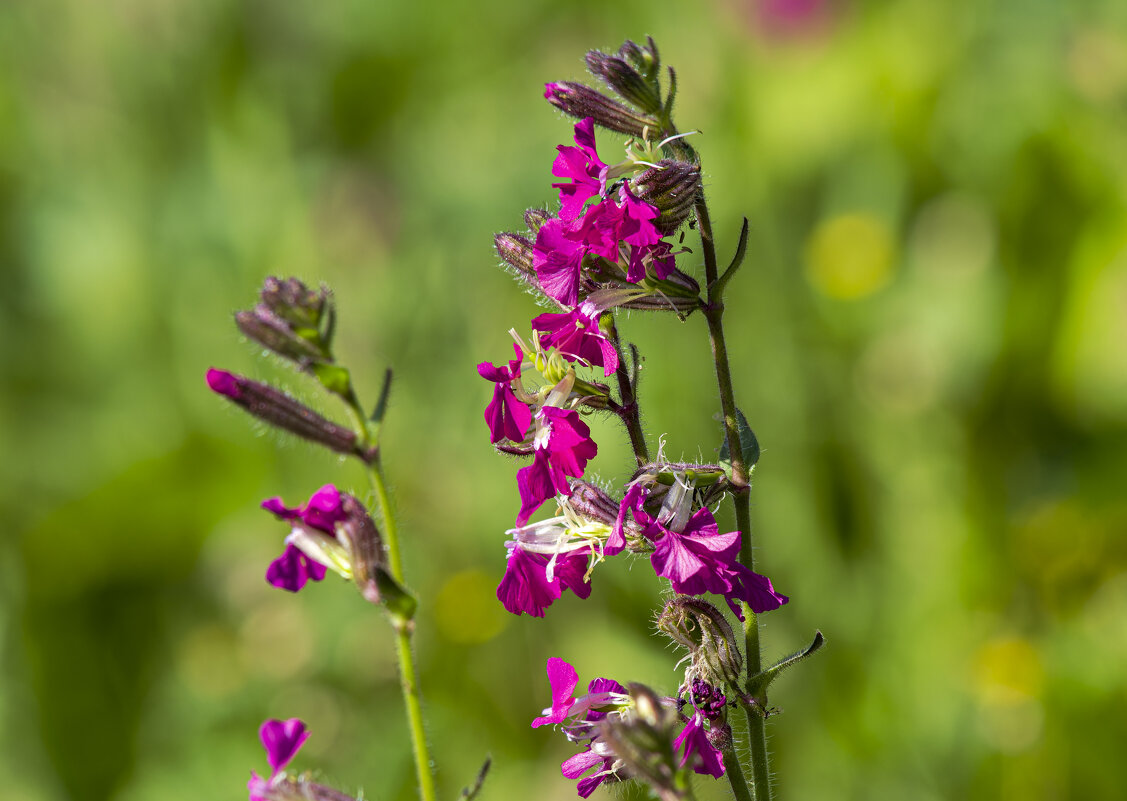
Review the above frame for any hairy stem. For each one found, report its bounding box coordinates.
[722,743,756,801]
[696,194,771,800]
[346,402,437,801]
[608,319,649,466]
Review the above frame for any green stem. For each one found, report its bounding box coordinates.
[696,195,772,801]
[607,319,649,466]
[345,401,436,801]
[722,744,756,801]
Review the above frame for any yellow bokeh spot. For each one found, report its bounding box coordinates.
[435,570,509,645]
[972,636,1043,703]
[805,213,896,300]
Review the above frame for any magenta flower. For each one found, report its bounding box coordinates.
[497,543,592,617]
[478,348,532,443]
[248,718,309,801]
[533,217,588,307]
[532,657,580,727]
[532,301,620,377]
[673,713,725,778]
[265,543,328,592]
[623,488,789,618]
[551,118,608,221]
[531,658,630,729]
[261,485,350,593]
[516,407,598,525]
[531,659,631,798]
[562,747,620,799]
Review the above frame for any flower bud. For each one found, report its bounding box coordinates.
[617,38,660,82]
[657,597,744,688]
[237,277,335,366]
[585,49,663,115]
[523,208,551,234]
[236,307,329,364]
[260,276,329,331]
[597,683,680,798]
[631,161,701,235]
[544,81,656,137]
[337,493,385,603]
[253,776,360,801]
[206,369,371,462]
[494,232,535,277]
[566,481,622,528]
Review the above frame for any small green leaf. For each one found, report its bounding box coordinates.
[747,631,825,698]
[369,368,393,424]
[718,407,760,474]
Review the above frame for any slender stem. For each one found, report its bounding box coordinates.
[363,457,437,801]
[344,400,436,801]
[696,194,772,801]
[722,744,756,801]
[608,319,649,466]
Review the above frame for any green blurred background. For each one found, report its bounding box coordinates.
[4,0,1127,799]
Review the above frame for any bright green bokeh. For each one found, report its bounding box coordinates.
[3,2,1126,800]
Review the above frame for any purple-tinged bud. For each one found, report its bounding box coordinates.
[597,683,681,797]
[252,776,360,801]
[544,81,656,137]
[236,277,336,369]
[617,38,660,82]
[567,481,622,528]
[494,232,535,277]
[523,207,551,234]
[631,160,701,235]
[585,49,663,115]
[260,276,329,330]
[657,597,744,688]
[236,307,330,364]
[206,369,372,462]
[337,493,385,603]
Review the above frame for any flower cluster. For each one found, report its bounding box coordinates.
[533,658,729,798]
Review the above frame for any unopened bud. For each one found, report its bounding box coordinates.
[338,494,385,603]
[567,481,622,528]
[544,81,656,137]
[254,776,360,801]
[584,51,663,115]
[657,597,744,687]
[523,208,551,234]
[631,161,701,234]
[238,277,335,366]
[494,232,535,277]
[236,307,330,364]
[617,38,660,82]
[206,369,371,462]
[260,276,329,331]
[598,683,680,798]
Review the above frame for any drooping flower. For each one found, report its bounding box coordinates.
[532,659,631,733]
[497,540,593,617]
[478,347,532,443]
[261,485,383,598]
[622,486,788,618]
[248,718,309,801]
[532,300,619,377]
[516,406,597,525]
[673,713,725,778]
[552,118,608,221]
